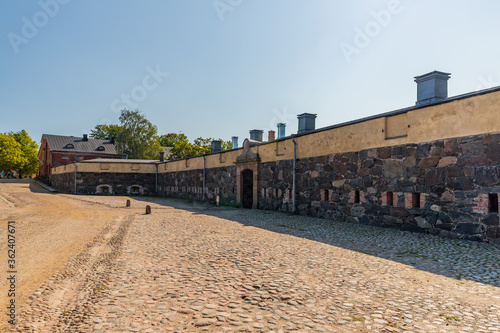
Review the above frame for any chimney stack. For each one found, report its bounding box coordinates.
[297,113,317,134]
[268,130,275,141]
[159,151,165,162]
[83,134,88,141]
[277,123,286,139]
[211,140,221,153]
[249,129,263,142]
[414,71,451,106]
[231,136,238,149]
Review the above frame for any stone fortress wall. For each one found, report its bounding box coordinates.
[50,83,500,242]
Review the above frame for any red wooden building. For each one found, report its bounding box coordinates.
[38,134,120,179]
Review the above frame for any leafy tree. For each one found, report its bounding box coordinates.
[192,137,212,156]
[221,140,232,151]
[90,124,122,139]
[12,130,38,177]
[168,139,195,160]
[0,134,23,175]
[161,133,232,160]
[0,130,38,177]
[192,137,232,155]
[159,133,189,147]
[115,109,162,159]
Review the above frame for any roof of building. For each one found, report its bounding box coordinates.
[42,134,118,155]
[83,159,159,163]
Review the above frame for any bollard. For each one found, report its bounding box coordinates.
[216,195,220,208]
[126,199,131,207]
[146,205,151,214]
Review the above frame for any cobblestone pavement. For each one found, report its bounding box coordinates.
[15,196,500,332]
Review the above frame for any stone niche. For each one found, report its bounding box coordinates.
[127,185,144,196]
[96,184,113,195]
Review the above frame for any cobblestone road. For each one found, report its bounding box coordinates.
[15,196,500,332]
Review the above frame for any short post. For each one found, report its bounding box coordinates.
[126,199,131,207]
[146,205,151,214]
[216,195,220,208]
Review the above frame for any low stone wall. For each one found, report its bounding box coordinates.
[258,160,294,212]
[51,172,156,196]
[158,166,237,206]
[258,133,500,242]
[50,172,74,193]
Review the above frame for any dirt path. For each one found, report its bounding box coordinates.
[0,180,129,332]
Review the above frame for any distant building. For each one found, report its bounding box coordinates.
[38,134,120,179]
[161,146,172,160]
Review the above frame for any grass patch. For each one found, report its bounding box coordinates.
[440,313,460,321]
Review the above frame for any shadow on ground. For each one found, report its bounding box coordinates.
[0,178,51,194]
[128,196,500,288]
[0,179,32,184]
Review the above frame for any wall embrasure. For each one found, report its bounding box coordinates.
[258,132,500,242]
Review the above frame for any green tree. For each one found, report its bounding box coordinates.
[192,137,232,155]
[115,109,162,159]
[90,124,122,139]
[0,134,24,175]
[192,137,212,156]
[160,133,192,160]
[168,139,195,160]
[11,130,39,177]
[161,133,232,160]
[221,140,232,151]
[159,133,189,147]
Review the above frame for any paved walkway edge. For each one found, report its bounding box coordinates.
[31,180,58,193]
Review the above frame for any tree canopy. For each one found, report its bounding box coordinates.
[90,110,232,161]
[115,109,162,159]
[89,124,122,139]
[160,133,232,160]
[0,130,38,177]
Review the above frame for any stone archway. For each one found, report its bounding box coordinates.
[127,185,144,196]
[96,184,113,195]
[241,169,254,208]
[235,139,261,209]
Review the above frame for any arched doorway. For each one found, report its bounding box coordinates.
[241,169,253,208]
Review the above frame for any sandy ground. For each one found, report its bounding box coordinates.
[0,180,123,331]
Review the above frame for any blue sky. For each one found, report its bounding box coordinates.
[1,0,500,146]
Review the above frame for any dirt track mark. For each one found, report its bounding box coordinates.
[15,214,134,332]
[0,192,17,208]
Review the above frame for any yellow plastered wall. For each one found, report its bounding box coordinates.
[288,90,500,160]
[51,162,157,175]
